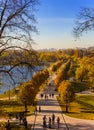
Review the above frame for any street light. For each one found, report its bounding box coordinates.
[65,89,68,113]
[23,97,27,114]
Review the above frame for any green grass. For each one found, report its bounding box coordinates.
[0,99,35,118]
[0,122,32,130]
[58,94,94,120]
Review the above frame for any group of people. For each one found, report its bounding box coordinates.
[35,105,41,113]
[5,120,11,130]
[43,114,60,129]
[40,93,54,100]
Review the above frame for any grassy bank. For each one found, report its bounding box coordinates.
[0,122,32,130]
[58,94,94,120]
[0,99,36,118]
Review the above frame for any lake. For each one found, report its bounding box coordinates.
[0,66,45,94]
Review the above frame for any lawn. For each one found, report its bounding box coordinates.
[0,122,32,130]
[0,99,36,118]
[0,99,36,129]
[58,94,94,120]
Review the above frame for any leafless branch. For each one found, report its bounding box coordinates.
[73,7,94,38]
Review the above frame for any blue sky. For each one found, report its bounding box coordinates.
[33,0,94,50]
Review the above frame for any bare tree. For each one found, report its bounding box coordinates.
[73,7,94,38]
[0,0,39,47]
[0,0,39,94]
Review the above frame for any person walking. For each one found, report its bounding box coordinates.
[48,117,51,128]
[40,93,43,99]
[39,105,41,112]
[5,120,11,130]
[43,115,47,128]
[52,114,55,124]
[57,116,60,128]
[45,94,47,100]
[24,118,28,128]
[35,106,37,114]
[49,93,51,98]
[52,93,54,98]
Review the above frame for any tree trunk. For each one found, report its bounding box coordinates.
[66,103,68,113]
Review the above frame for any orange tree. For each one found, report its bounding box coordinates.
[18,69,49,108]
[52,60,63,72]
[58,80,75,113]
[54,59,71,87]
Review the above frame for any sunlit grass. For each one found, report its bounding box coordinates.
[58,94,94,120]
[0,122,32,130]
[0,99,35,118]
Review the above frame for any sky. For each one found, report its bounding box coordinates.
[33,0,94,50]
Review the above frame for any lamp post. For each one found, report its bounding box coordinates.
[23,97,27,114]
[65,89,68,113]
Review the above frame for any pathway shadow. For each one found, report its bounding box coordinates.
[34,122,67,130]
[67,122,94,130]
[81,110,94,113]
[39,100,59,106]
[41,109,61,114]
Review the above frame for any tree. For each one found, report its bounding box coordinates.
[54,59,71,87]
[87,62,94,90]
[58,80,75,113]
[0,0,39,91]
[18,82,36,112]
[76,65,88,82]
[73,7,94,38]
[18,69,49,102]
[0,0,38,41]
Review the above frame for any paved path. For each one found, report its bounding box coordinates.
[29,74,68,130]
[27,74,94,130]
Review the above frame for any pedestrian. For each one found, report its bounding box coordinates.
[52,93,54,98]
[45,94,47,100]
[40,93,43,99]
[39,105,41,112]
[43,115,47,128]
[49,93,51,98]
[43,119,46,128]
[48,117,51,128]
[35,106,37,114]
[5,120,11,130]
[43,115,47,121]
[19,112,24,125]
[57,116,60,128]
[47,95,48,100]
[24,118,28,128]
[52,114,55,124]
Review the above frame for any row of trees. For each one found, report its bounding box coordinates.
[18,69,49,105]
[54,59,75,112]
[54,55,94,112]
[51,60,63,72]
[54,59,71,87]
